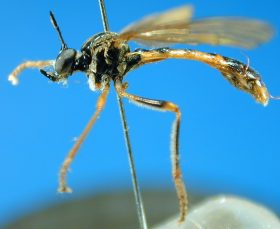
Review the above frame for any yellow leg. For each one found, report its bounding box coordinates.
[58,86,110,193]
[115,80,188,222]
[8,60,54,85]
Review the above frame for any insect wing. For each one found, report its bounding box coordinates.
[119,5,193,44]
[120,6,274,49]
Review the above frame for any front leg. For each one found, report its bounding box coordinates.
[8,60,54,85]
[115,80,188,223]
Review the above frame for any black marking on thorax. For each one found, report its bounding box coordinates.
[96,46,123,83]
[81,32,132,83]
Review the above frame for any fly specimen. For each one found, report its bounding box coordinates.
[8,2,275,226]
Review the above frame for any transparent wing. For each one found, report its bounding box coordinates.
[120,5,193,34]
[119,6,274,49]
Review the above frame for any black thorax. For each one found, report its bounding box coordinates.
[81,32,130,83]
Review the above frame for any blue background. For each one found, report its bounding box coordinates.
[0,0,279,225]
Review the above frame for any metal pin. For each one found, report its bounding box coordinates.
[98,0,110,32]
[117,95,148,229]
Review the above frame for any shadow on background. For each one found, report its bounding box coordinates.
[2,190,205,229]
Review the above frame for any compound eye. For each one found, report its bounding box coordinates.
[55,49,76,75]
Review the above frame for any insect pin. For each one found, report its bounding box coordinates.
[8,1,276,226]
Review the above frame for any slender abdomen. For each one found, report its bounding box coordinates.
[136,48,270,105]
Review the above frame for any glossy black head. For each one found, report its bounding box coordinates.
[40,48,91,82]
[55,48,77,76]
[40,11,90,82]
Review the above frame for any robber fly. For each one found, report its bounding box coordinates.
[8,3,274,224]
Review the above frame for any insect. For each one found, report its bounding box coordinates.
[8,2,275,225]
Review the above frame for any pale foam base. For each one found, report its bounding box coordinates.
[155,195,280,229]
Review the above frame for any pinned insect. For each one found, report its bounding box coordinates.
[8,3,275,224]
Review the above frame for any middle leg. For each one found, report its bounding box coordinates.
[115,80,188,222]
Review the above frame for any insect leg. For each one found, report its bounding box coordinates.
[115,80,188,222]
[8,60,54,85]
[58,86,109,193]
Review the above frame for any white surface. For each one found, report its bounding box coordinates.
[154,196,280,229]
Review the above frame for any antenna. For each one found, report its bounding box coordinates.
[49,11,67,49]
[98,0,110,32]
